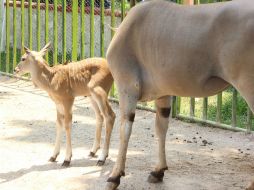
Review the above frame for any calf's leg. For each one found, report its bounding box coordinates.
[49,108,64,162]
[148,96,171,183]
[62,100,74,167]
[89,97,104,157]
[90,86,116,165]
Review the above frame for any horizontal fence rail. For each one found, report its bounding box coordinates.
[0,0,253,133]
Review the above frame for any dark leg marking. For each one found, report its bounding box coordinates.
[107,171,125,186]
[128,113,135,122]
[89,151,96,157]
[49,157,56,162]
[62,160,71,167]
[159,107,171,118]
[148,167,168,183]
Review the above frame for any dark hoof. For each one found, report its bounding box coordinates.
[48,157,56,162]
[105,181,119,190]
[106,171,125,189]
[147,168,168,183]
[246,181,254,190]
[62,160,70,167]
[97,160,105,166]
[147,173,163,183]
[89,151,96,157]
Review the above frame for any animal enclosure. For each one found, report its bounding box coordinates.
[0,0,253,133]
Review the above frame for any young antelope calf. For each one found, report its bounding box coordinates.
[14,43,115,166]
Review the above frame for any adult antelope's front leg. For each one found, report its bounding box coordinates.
[148,96,171,183]
[106,92,138,190]
[62,100,74,167]
[49,108,64,162]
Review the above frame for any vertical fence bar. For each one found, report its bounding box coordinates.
[45,0,48,62]
[5,0,10,73]
[216,92,222,122]
[21,0,24,54]
[190,98,195,117]
[90,0,95,57]
[111,0,115,38]
[29,0,32,49]
[53,0,57,64]
[100,0,105,57]
[177,97,181,115]
[171,96,177,118]
[202,97,208,120]
[12,0,17,71]
[110,0,115,97]
[81,0,85,59]
[247,108,252,133]
[62,0,66,62]
[72,0,78,61]
[37,0,40,51]
[232,88,237,127]
[121,0,126,21]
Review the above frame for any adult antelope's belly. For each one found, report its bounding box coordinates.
[140,74,229,101]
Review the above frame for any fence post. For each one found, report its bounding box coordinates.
[13,0,17,71]
[37,0,40,51]
[109,0,116,97]
[232,88,237,127]
[81,0,85,59]
[29,0,32,49]
[203,97,208,120]
[72,0,78,61]
[44,0,48,62]
[62,0,66,62]
[90,0,95,57]
[100,0,105,57]
[6,0,10,73]
[216,92,222,122]
[53,0,58,64]
[121,0,125,21]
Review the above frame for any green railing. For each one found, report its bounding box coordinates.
[0,0,253,132]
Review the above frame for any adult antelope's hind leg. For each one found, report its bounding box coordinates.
[230,77,254,190]
[148,96,171,183]
[89,97,103,157]
[62,99,74,167]
[90,87,116,166]
[49,108,64,162]
[106,90,138,190]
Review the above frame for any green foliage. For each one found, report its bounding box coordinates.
[179,88,253,129]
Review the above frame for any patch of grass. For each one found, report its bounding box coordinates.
[179,88,253,129]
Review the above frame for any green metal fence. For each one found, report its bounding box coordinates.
[0,0,253,132]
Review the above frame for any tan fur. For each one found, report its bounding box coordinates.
[15,43,115,166]
[106,0,254,189]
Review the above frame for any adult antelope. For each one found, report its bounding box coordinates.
[14,43,115,166]
[106,0,254,189]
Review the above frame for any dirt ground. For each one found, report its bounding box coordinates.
[0,75,254,190]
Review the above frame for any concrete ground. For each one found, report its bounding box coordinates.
[0,75,254,190]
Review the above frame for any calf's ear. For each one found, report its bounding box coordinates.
[24,46,31,54]
[40,42,51,56]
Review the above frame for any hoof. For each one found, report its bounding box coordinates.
[246,181,254,190]
[48,157,56,162]
[89,151,96,157]
[105,181,119,190]
[97,160,105,166]
[62,160,70,167]
[106,172,125,190]
[147,167,168,183]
